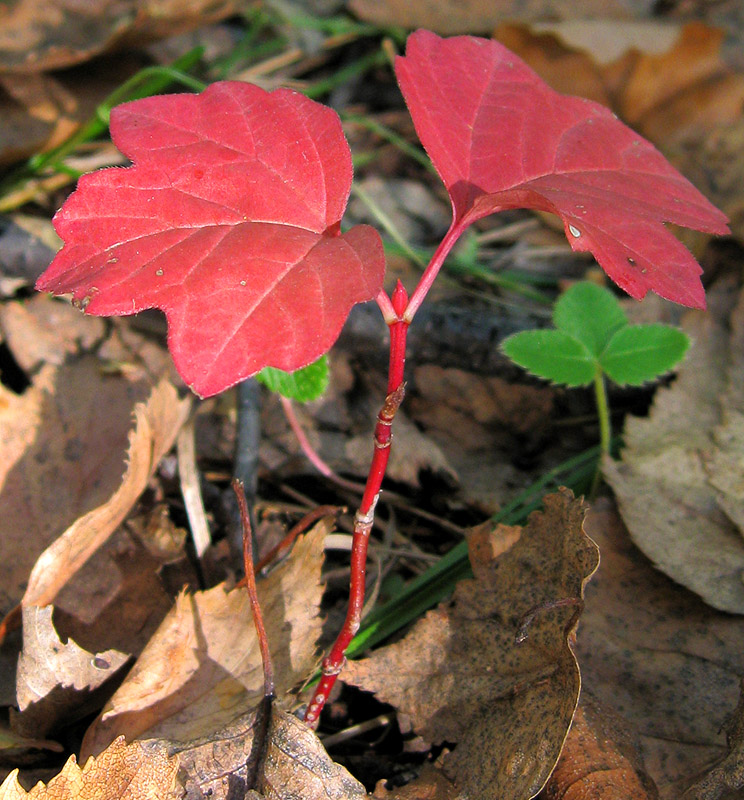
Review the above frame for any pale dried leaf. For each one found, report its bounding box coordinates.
[161,705,365,800]
[706,293,744,532]
[0,295,104,371]
[345,489,598,799]
[14,606,129,738]
[349,0,639,36]
[22,378,190,609]
[576,500,744,798]
[82,521,328,754]
[0,736,178,800]
[603,285,744,613]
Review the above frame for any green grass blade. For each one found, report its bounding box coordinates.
[346,445,600,657]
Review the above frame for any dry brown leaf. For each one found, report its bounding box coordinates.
[541,692,659,799]
[349,0,640,36]
[0,736,178,800]
[682,680,744,800]
[13,606,129,738]
[603,285,744,614]
[0,295,104,371]
[82,520,328,755]
[22,377,190,610]
[346,409,457,491]
[345,489,599,799]
[52,523,180,654]
[0,0,247,73]
[0,359,150,617]
[156,704,365,800]
[409,365,555,512]
[575,500,744,799]
[371,763,458,799]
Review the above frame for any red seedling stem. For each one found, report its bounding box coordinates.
[304,281,409,727]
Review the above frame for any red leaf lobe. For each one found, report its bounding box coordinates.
[37,82,385,397]
[395,30,729,309]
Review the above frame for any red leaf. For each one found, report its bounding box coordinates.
[395,30,729,309]
[36,82,385,397]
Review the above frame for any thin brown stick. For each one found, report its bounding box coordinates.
[254,504,343,573]
[233,478,275,699]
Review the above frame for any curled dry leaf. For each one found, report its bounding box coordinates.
[576,500,744,798]
[82,520,329,755]
[0,736,178,800]
[22,377,191,610]
[0,358,150,618]
[14,606,129,739]
[345,489,599,799]
[603,284,744,613]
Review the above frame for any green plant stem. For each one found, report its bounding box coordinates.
[589,369,611,497]
[593,370,612,458]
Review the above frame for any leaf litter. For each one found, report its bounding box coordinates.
[1,9,743,800]
[604,282,744,613]
[344,489,599,799]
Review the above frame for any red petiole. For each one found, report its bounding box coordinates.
[305,271,451,725]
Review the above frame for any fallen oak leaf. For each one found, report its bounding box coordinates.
[0,735,178,800]
[0,358,153,620]
[394,30,729,309]
[681,679,744,799]
[0,0,242,72]
[345,489,599,799]
[36,81,386,398]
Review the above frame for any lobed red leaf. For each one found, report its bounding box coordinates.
[395,30,729,309]
[36,82,385,397]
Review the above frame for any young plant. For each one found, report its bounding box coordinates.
[35,30,729,727]
[501,281,691,458]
